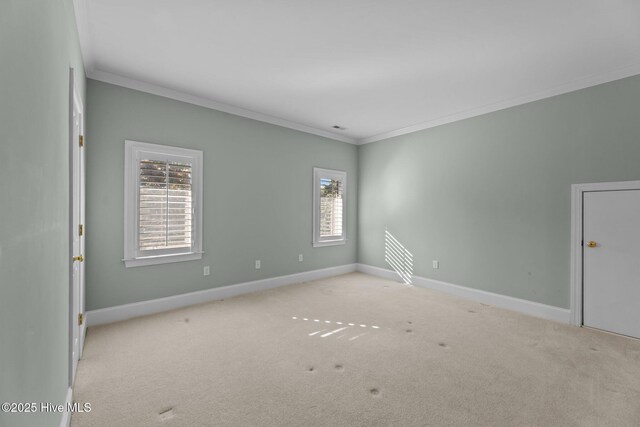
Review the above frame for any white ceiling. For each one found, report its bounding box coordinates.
[74,0,640,144]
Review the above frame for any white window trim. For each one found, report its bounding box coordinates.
[123,140,203,267]
[313,167,347,248]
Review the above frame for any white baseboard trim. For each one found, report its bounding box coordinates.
[59,387,72,427]
[357,263,406,282]
[86,264,357,326]
[357,263,571,324]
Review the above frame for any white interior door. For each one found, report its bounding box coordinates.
[583,189,640,339]
[70,73,85,384]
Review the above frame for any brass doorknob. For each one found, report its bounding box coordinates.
[586,241,597,248]
[73,255,84,262]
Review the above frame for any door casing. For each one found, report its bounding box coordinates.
[570,180,640,327]
[68,68,86,386]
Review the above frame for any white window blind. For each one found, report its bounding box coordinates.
[313,168,347,247]
[319,178,343,238]
[138,159,193,251]
[124,140,203,267]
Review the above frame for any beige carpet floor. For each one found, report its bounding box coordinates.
[72,273,640,426]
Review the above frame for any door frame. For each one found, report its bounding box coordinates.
[570,180,640,327]
[68,68,86,386]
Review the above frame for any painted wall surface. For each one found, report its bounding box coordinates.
[85,80,357,310]
[0,1,85,426]
[358,75,640,309]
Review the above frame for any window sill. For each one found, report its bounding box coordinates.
[313,239,346,248]
[123,252,203,268]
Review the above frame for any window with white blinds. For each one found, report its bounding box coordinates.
[313,168,347,247]
[124,141,203,267]
[138,160,193,251]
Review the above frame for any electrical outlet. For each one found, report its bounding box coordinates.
[298,254,304,262]
[255,260,261,269]
[433,260,439,269]
[203,266,210,276]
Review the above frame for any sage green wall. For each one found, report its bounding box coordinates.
[85,80,357,310]
[0,1,85,426]
[358,75,640,309]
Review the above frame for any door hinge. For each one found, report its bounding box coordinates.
[79,135,84,147]
[78,313,84,325]
[79,224,83,236]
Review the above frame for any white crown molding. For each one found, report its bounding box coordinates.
[73,1,354,144]
[73,0,95,76]
[357,263,571,324]
[74,0,638,147]
[357,63,640,145]
[86,264,357,326]
[86,63,640,147]
[87,69,357,144]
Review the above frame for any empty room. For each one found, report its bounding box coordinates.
[2,1,640,426]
